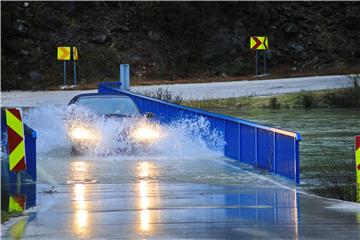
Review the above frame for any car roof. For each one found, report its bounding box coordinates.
[68,93,132,104]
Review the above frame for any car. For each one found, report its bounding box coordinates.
[67,93,161,155]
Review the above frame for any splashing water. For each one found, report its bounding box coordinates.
[24,105,225,158]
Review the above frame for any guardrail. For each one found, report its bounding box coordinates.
[1,109,37,184]
[99,82,301,183]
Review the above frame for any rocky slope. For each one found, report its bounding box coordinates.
[2,1,360,90]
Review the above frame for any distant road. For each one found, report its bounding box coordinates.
[132,75,353,100]
[1,75,353,106]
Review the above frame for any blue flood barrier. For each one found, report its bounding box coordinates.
[1,109,37,183]
[98,82,301,183]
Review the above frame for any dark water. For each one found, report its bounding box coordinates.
[205,108,360,187]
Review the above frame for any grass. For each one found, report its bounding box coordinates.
[310,147,356,201]
[183,75,360,110]
[137,76,360,117]
[136,87,183,104]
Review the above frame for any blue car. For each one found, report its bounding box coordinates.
[67,93,160,154]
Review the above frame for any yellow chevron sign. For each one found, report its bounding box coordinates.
[9,195,25,212]
[5,108,26,172]
[57,46,71,60]
[73,47,78,60]
[250,36,269,50]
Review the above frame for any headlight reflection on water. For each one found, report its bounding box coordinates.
[71,161,92,238]
[72,183,90,237]
[137,161,159,233]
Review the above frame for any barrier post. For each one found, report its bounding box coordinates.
[120,64,130,90]
[119,64,122,87]
[125,64,130,90]
[356,136,360,202]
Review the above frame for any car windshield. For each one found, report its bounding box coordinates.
[77,96,140,116]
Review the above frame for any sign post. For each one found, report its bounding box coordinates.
[255,51,258,76]
[73,47,78,86]
[356,136,360,202]
[57,46,71,86]
[250,36,269,76]
[63,61,66,86]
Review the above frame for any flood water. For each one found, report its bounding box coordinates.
[2,107,360,239]
[205,108,360,188]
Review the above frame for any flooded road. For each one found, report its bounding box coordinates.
[2,107,360,239]
[3,152,360,239]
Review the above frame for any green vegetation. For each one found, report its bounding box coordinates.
[311,149,356,202]
[183,75,360,110]
[138,88,183,104]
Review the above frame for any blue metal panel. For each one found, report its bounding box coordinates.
[225,121,240,160]
[295,140,300,184]
[98,83,301,183]
[209,116,225,135]
[240,124,256,165]
[257,129,274,171]
[24,125,37,181]
[275,134,296,181]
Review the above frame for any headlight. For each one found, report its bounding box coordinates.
[131,124,161,142]
[70,126,94,140]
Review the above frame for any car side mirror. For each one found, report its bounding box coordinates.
[145,112,155,119]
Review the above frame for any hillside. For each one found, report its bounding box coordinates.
[2,1,360,90]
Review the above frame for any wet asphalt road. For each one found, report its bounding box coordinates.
[1,75,353,107]
[3,153,360,239]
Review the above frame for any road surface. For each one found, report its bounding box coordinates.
[132,74,353,100]
[2,153,360,239]
[1,75,353,107]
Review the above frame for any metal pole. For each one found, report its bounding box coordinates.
[263,51,266,74]
[255,51,258,76]
[120,64,124,90]
[16,173,21,194]
[119,64,121,83]
[125,64,130,90]
[63,61,66,86]
[73,61,77,86]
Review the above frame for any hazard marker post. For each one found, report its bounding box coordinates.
[355,136,360,202]
[250,36,269,76]
[57,46,71,86]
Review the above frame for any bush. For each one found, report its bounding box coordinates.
[321,74,360,108]
[295,92,315,109]
[268,97,281,109]
[140,88,183,104]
